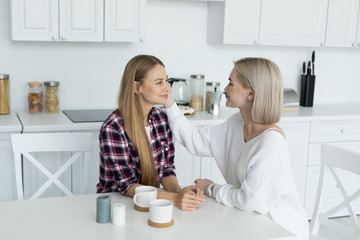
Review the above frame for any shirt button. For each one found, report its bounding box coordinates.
[165,148,168,151]
[148,120,151,123]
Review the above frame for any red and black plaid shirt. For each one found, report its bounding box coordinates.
[96,108,176,194]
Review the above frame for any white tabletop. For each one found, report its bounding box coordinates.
[0,193,295,240]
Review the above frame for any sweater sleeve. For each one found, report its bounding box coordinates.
[165,103,213,157]
[212,133,286,215]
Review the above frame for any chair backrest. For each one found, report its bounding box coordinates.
[321,144,360,175]
[11,132,93,200]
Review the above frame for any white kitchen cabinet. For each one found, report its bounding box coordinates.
[207,0,261,45]
[259,0,328,47]
[325,0,360,47]
[11,0,104,42]
[104,0,146,42]
[0,113,22,201]
[0,133,17,201]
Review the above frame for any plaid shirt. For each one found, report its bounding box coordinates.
[96,108,176,194]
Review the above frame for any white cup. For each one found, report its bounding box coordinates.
[149,199,173,224]
[133,186,157,208]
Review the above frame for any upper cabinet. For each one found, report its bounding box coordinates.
[11,0,146,43]
[11,0,104,42]
[104,0,146,42]
[207,0,261,45]
[325,0,360,48]
[259,0,328,47]
[208,0,360,48]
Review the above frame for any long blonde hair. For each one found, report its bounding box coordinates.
[234,57,283,124]
[118,55,164,187]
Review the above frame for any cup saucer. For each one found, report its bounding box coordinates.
[148,219,174,228]
[134,204,149,212]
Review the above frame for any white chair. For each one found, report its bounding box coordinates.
[310,144,360,240]
[11,132,93,200]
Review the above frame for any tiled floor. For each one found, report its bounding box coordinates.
[310,215,360,240]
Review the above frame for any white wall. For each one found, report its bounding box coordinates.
[1,0,360,112]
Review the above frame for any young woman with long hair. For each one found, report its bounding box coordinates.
[97,55,203,210]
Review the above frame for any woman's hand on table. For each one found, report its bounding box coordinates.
[175,186,204,211]
[194,178,214,193]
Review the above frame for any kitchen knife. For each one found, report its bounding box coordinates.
[307,61,311,75]
[302,62,306,75]
[311,51,315,75]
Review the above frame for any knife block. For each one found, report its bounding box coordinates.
[300,74,315,107]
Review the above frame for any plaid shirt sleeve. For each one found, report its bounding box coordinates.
[97,125,138,194]
[156,112,176,179]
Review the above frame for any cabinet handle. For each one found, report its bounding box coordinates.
[352,43,357,47]
[320,42,325,47]
[357,43,360,47]
[139,37,145,42]
[340,128,345,134]
[52,36,58,41]
[60,36,66,41]
[254,40,259,45]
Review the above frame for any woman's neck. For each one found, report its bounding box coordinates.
[240,109,275,142]
[142,105,153,127]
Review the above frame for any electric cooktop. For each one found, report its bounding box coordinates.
[63,109,115,123]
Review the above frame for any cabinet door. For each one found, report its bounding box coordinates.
[104,0,146,42]
[174,141,201,187]
[325,0,360,47]
[11,0,59,41]
[278,121,310,205]
[0,133,17,201]
[260,0,328,47]
[207,0,261,45]
[59,0,104,42]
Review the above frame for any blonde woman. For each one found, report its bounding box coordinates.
[97,55,203,211]
[164,58,309,238]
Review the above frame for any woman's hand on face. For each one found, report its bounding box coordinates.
[164,87,175,108]
[175,187,204,211]
[194,178,214,193]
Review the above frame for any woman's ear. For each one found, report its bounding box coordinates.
[134,81,140,94]
[247,88,254,101]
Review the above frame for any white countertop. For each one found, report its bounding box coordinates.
[5,103,360,133]
[0,193,295,240]
[0,113,22,132]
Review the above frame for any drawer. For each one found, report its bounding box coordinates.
[310,120,360,143]
[308,142,360,165]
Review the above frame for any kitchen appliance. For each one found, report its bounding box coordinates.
[168,78,190,106]
[205,81,220,112]
[208,91,222,115]
[283,88,299,110]
[0,74,10,114]
[63,109,114,123]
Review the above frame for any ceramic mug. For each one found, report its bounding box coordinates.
[149,199,173,224]
[133,186,157,208]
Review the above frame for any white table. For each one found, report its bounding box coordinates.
[0,193,295,240]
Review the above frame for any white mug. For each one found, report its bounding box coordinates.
[149,199,173,224]
[133,186,157,208]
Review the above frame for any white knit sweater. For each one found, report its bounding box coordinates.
[166,104,309,240]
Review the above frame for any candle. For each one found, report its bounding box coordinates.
[112,203,126,225]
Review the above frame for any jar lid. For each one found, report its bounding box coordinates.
[28,82,42,88]
[206,82,220,87]
[0,74,9,79]
[44,81,60,87]
[190,74,205,79]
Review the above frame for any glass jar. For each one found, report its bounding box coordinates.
[0,74,10,114]
[169,78,190,107]
[28,82,43,113]
[44,81,60,113]
[190,74,205,111]
[205,82,220,112]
